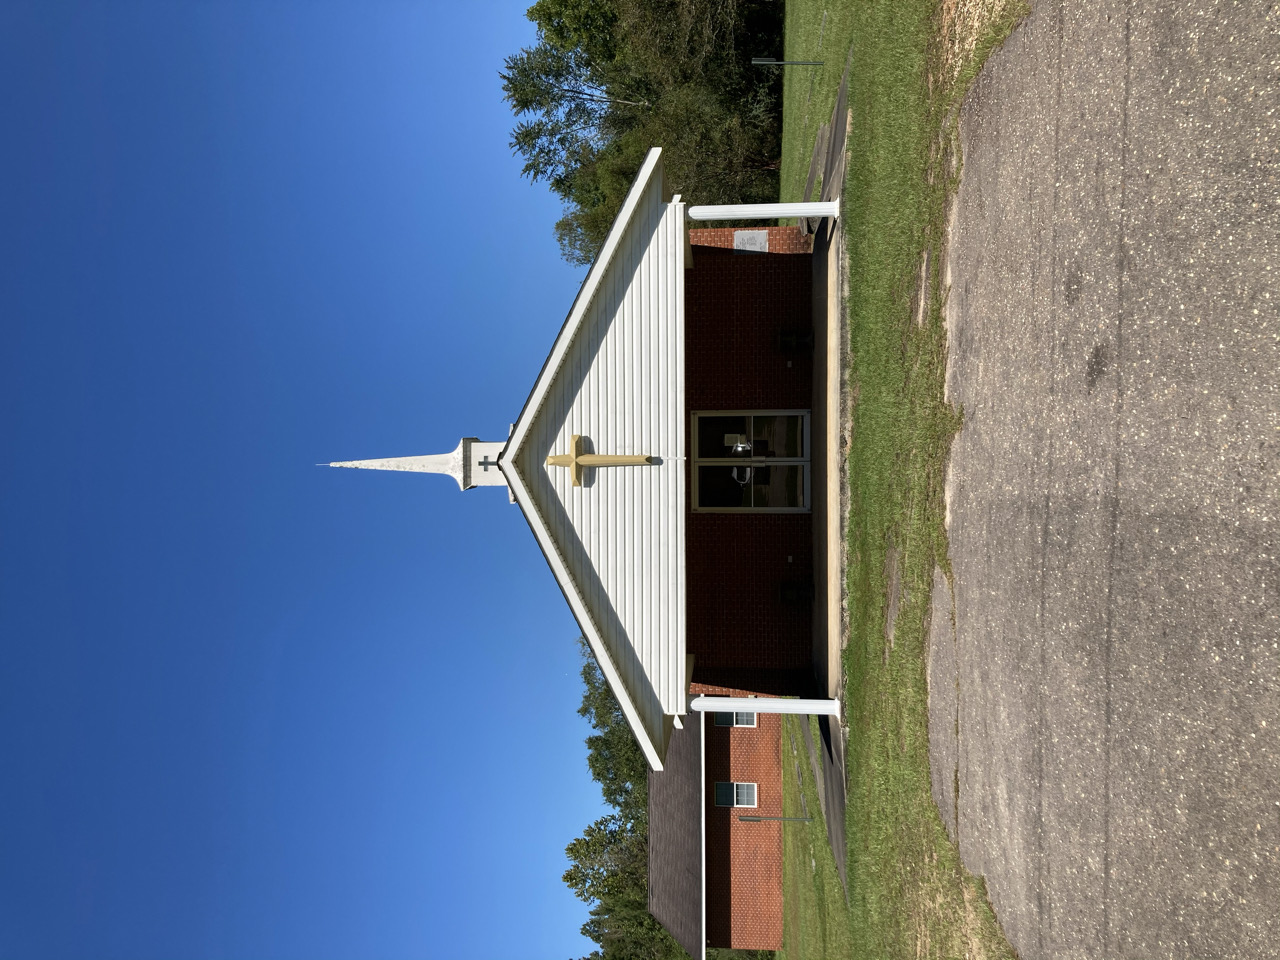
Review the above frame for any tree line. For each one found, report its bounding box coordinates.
[502,0,785,265]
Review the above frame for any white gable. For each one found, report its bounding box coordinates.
[502,149,686,770]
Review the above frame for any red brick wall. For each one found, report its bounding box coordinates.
[686,513,814,689]
[686,228,813,411]
[685,226,816,698]
[691,682,777,698]
[704,713,784,949]
[689,226,814,254]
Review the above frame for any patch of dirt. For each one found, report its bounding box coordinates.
[912,248,932,327]
[938,0,1020,81]
[961,882,986,960]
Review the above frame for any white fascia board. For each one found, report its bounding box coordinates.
[501,457,666,771]
[503,147,665,461]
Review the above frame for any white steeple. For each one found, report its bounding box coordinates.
[327,437,507,491]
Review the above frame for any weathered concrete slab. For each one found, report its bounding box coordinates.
[931,1,1279,958]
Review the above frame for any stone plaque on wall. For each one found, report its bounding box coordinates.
[733,229,769,253]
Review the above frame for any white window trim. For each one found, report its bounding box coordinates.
[713,711,757,727]
[690,410,811,513]
[714,781,759,808]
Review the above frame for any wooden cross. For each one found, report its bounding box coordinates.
[545,434,653,487]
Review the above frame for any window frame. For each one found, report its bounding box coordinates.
[690,410,812,513]
[714,781,759,808]
[713,711,758,728]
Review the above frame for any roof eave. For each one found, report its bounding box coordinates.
[501,458,668,770]
[505,147,667,459]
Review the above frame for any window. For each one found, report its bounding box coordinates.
[713,712,757,727]
[714,782,758,808]
[691,412,810,512]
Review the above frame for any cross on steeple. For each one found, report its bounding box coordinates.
[545,434,653,487]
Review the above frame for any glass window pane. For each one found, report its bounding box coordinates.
[736,783,757,807]
[735,712,756,726]
[713,712,733,726]
[714,782,735,806]
[751,465,804,508]
[697,416,749,459]
[751,415,804,458]
[698,465,750,508]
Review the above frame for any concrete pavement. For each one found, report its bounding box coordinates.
[928,1,1280,957]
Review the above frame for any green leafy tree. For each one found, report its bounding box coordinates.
[566,643,687,959]
[576,640,649,821]
[503,0,784,265]
[527,0,619,62]
[500,43,650,196]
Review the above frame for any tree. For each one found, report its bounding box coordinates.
[526,0,619,63]
[500,42,649,196]
[576,639,648,822]
[503,0,785,265]
[563,813,644,906]
[565,643,687,960]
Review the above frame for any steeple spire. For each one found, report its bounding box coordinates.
[327,438,507,491]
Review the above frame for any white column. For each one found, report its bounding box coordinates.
[698,708,706,960]
[688,695,841,716]
[686,200,840,222]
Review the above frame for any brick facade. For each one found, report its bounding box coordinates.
[686,226,814,255]
[682,226,811,952]
[704,713,784,949]
[685,227,814,412]
[685,226,816,699]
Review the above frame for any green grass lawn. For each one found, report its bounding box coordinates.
[777,3,861,199]
[778,0,1026,958]
[781,715,853,959]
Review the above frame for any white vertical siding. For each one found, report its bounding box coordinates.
[502,150,686,769]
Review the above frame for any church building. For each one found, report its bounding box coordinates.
[329,149,841,957]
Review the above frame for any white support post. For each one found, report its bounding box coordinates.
[688,695,841,716]
[698,708,706,960]
[685,200,840,222]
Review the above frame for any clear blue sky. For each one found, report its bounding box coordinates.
[0,3,609,958]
